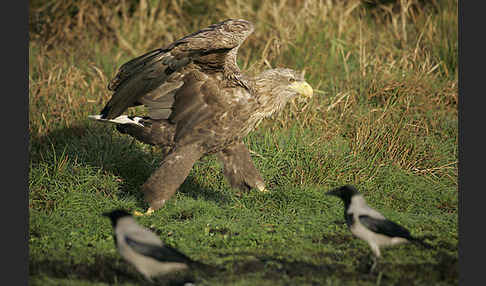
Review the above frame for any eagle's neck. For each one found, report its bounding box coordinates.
[251,74,292,119]
[232,74,292,137]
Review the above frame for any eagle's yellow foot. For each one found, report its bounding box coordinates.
[133,207,155,216]
[256,183,269,193]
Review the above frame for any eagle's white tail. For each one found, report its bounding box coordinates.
[88,115,145,127]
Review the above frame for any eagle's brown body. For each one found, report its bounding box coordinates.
[97,19,313,211]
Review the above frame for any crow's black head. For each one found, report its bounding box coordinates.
[102,209,132,226]
[325,185,360,209]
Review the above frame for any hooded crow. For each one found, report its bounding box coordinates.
[103,209,212,282]
[326,185,432,271]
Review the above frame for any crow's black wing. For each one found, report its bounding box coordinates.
[359,215,412,239]
[125,236,193,263]
[345,212,354,227]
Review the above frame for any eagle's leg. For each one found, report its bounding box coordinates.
[116,120,174,146]
[116,124,156,145]
[217,141,267,193]
[141,143,204,211]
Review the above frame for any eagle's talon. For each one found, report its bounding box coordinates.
[257,186,269,193]
[133,207,155,216]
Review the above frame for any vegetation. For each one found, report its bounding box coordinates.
[29,0,457,285]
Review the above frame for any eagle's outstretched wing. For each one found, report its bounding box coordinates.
[100,19,254,120]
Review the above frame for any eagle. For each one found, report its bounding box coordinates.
[90,19,313,215]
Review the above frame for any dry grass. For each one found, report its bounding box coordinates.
[29,0,457,185]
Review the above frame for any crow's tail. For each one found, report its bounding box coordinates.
[190,260,225,275]
[410,236,433,249]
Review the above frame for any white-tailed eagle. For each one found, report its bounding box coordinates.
[91,19,313,214]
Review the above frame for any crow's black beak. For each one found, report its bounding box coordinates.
[325,188,341,197]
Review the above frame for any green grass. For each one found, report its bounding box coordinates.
[28,127,457,285]
[29,0,457,285]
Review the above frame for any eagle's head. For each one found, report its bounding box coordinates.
[253,68,313,117]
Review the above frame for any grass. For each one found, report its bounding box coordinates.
[29,0,457,285]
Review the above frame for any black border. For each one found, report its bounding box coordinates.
[457,0,462,283]
[12,0,29,284]
[459,0,480,285]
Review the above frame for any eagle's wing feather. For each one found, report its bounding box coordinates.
[107,49,168,91]
[100,19,254,120]
[101,52,190,119]
[139,78,182,120]
[169,70,221,144]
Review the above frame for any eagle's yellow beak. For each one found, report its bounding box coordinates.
[290,81,313,98]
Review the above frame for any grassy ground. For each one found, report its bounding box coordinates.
[29,0,458,285]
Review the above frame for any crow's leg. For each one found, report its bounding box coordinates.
[370,255,379,273]
[369,244,382,273]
